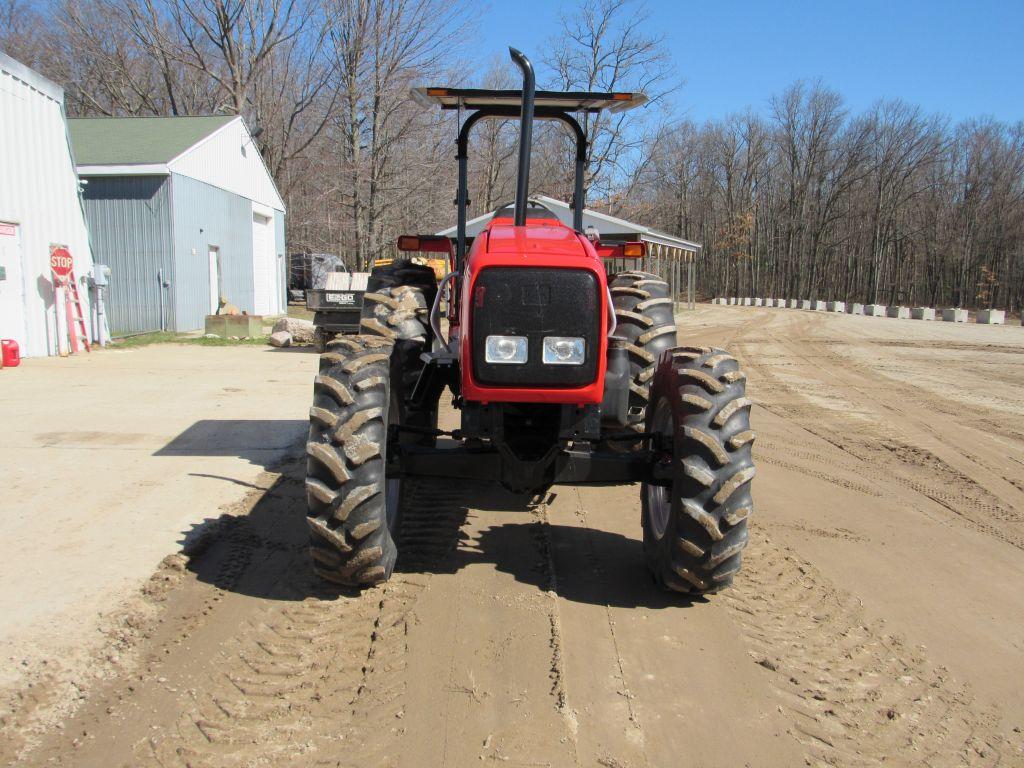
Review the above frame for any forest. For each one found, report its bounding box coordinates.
[3,0,1021,310]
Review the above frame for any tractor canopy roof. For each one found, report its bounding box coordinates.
[410,88,647,113]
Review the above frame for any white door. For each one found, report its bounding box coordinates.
[252,213,273,315]
[208,246,220,314]
[0,222,27,349]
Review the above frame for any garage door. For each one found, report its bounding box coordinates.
[0,222,27,349]
[252,212,275,316]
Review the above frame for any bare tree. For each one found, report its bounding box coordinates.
[326,0,474,268]
[544,0,676,202]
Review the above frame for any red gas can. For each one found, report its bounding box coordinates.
[1,339,21,368]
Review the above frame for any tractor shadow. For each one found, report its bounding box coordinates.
[178,468,695,610]
[176,460,349,603]
[476,520,694,610]
[397,479,695,610]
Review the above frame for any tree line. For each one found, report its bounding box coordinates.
[2,0,1021,310]
[627,88,1024,310]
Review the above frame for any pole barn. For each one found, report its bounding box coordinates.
[0,52,94,358]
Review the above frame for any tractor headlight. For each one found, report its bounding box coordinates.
[485,335,528,364]
[542,336,585,365]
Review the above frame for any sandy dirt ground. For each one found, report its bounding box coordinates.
[2,307,1023,767]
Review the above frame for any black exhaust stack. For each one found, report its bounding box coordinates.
[509,47,535,227]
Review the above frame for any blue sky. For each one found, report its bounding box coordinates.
[476,0,1023,125]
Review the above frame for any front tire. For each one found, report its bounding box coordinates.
[642,346,755,593]
[306,335,399,586]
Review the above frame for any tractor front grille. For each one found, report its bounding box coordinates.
[471,267,601,388]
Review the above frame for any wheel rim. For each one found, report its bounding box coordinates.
[645,398,673,540]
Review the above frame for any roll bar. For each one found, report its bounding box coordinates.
[415,49,647,273]
[455,106,587,269]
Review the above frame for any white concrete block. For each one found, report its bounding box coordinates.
[788,299,799,309]
[764,298,774,307]
[728,297,737,305]
[941,308,967,322]
[977,309,1005,325]
[827,301,846,313]
[911,307,936,320]
[742,298,752,306]
[799,300,812,310]
[865,304,886,317]
[754,298,763,306]
[886,306,910,319]
[850,303,864,315]
[813,300,827,311]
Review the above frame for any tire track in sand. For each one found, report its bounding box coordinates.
[723,530,1021,766]
[129,476,470,768]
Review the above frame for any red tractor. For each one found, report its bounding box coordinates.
[306,49,754,594]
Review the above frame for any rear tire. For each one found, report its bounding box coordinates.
[306,335,399,586]
[361,261,439,441]
[642,346,755,594]
[313,326,332,354]
[610,271,677,427]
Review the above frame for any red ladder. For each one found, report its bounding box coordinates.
[59,270,91,354]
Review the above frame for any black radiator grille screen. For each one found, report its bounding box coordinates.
[471,267,600,387]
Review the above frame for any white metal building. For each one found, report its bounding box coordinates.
[0,52,94,358]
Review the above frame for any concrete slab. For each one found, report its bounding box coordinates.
[887,306,911,319]
[205,314,264,338]
[0,344,317,690]
[754,298,763,306]
[977,309,1005,325]
[742,298,752,306]
[827,301,846,313]
[813,301,827,311]
[728,298,737,305]
[912,307,936,321]
[850,303,864,315]
[941,308,968,322]
[788,299,799,309]
[799,300,812,310]
[865,304,886,317]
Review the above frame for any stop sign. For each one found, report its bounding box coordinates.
[50,246,73,278]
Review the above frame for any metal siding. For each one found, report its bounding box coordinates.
[80,176,173,334]
[0,54,95,356]
[275,209,286,313]
[168,118,286,211]
[251,212,273,314]
[171,174,254,329]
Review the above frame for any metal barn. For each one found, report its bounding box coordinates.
[68,116,286,335]
[437,194,702,304]
[0,52,95,358]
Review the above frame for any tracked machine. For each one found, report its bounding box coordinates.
[305,49,755,594]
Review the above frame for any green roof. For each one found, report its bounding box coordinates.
[68,115,236,165]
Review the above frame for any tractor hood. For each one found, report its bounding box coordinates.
[485,222,588,258]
